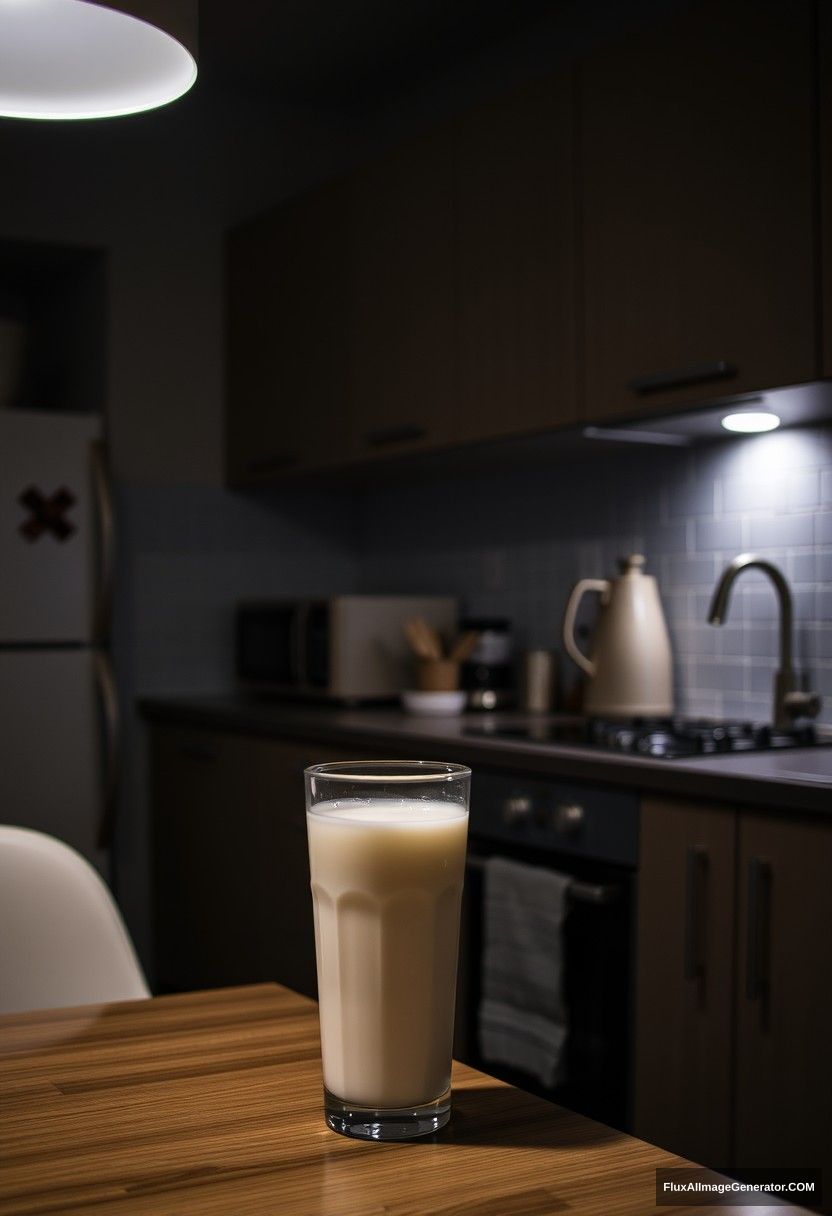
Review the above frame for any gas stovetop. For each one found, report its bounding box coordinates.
[465,717,825,760]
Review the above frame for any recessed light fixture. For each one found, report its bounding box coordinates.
[0,0,197,121]
[720,411,781,434]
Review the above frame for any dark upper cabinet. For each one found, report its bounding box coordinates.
[349,71,580,460]
[580,0,817,421]
[227,70,580,479]
[225,0,825,480]
[347,69,581,464]
[225,177,351,486]
[349,125,457,460]
[454,71,578,440]
[821,1,832,378]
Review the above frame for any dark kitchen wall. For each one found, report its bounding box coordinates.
[357,425,832,725]
[117,485,357,694]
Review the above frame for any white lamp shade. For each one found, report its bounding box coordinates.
[0,0,198,120]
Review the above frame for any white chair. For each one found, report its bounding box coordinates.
[0,825,149,1015]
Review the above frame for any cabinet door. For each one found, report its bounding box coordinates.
[152,725,389,998]
[225,177,350,485]
[821,2,832,377]
[634,797,736,1165]
[251,736,354,1000]
[735,813,832,1177]
[455,71,578,441]
[581,0,816,421]
[151,726,266,992]
[349,125,456,460]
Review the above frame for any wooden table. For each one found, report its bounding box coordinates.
[0,983,714,1215]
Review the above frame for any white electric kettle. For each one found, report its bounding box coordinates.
[562,554,674,718]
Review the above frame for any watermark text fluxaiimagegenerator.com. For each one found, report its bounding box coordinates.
[656,1167,822,1207]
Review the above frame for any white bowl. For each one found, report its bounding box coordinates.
[401,690,467,717]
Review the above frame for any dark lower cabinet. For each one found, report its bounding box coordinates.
[634,797,736,1165]
[151,726,371,998]
[636,797,832,1186]
[152,726,265,993]
[734,813,832,1176]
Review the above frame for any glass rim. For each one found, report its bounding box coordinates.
[305,759,471,784]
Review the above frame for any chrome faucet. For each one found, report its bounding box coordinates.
[707,554,821,730]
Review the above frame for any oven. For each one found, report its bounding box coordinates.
[455,769,639,1130]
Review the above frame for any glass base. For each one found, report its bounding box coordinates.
[324,1085,451,1141]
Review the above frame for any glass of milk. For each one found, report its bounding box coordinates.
[305,760,471,1141]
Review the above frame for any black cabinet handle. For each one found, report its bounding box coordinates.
[364,424,427,449]
[246,453,299,474]
[628,360,736,395]
[684,845,708,981]
[746,857,772,1002]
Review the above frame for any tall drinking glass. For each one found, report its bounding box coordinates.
[305,760,471,1141]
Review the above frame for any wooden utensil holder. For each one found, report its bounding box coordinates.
[415,659,460,692]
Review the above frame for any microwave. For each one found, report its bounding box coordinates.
[236,595,457,702]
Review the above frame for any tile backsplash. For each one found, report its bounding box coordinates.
[115,482,359,696]
[357,424,832,724]
[116,422,832,724]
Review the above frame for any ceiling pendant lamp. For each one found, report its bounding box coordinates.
[0,1,198,120]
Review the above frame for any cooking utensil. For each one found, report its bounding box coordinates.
[449,630,480,663]
[414,658,460,692]
[404,617,443,661]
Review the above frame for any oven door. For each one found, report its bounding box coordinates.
[455,839,635,1131]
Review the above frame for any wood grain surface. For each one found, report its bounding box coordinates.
[0,983,710,1216]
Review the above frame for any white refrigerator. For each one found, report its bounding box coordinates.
[0,409,118,877]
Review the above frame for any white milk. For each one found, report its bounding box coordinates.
[307,798,468,1109]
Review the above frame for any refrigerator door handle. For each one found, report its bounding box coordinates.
[91,440,116,646]
[94,650,120,850]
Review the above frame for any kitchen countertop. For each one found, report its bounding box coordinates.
[140,695,832,815]
[0,982,720,1216]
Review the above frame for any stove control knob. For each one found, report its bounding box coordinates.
[554,803,585,834]
[503,795,533,825]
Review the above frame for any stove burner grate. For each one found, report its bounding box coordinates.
[466,717,821,758]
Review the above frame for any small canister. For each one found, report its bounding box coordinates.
[519,649,557,714]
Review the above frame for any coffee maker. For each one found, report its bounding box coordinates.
[460,617,514,710]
